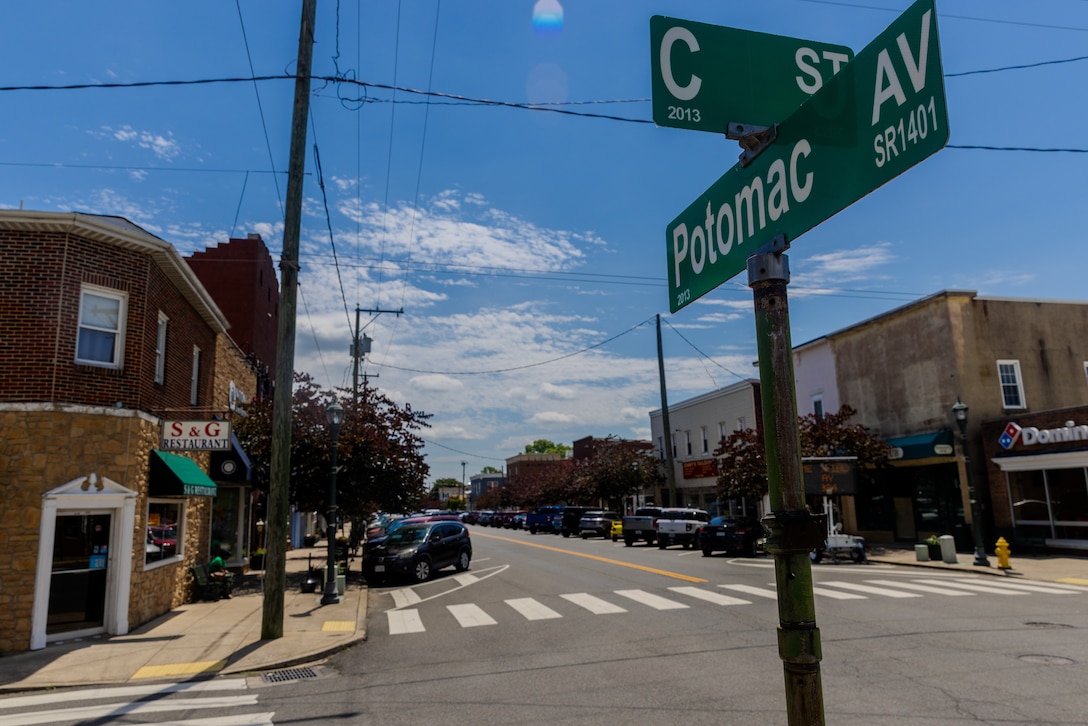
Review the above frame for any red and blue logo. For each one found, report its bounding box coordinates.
[998,422,1022,449]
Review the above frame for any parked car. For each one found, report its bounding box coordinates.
[508,512,528,530]
[526,506,564,534]
[559,506,593,538]
[578,511,621,539]
[475,511,495,526]
[655,508,710,549]
[610,519,623,542]
[363,520,472,584]
[621,506,663,546]
[147,525,177,557]
[363,514,460,555]
[697,515,764,557]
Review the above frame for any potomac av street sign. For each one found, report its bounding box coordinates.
[666,0,949,313]
[651,16,853,132]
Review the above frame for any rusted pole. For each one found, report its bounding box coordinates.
[748,250,826,726]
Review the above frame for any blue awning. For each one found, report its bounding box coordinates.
[887,430,954,461]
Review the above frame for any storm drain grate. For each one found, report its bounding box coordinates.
[262,666,319,683]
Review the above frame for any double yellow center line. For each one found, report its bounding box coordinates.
[474,531,707,583]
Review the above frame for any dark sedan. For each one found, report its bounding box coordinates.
[697,516,764,557]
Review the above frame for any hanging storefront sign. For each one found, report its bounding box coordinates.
[161,420,232,451]
[998,419,1088,450]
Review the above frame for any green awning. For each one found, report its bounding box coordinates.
[887,430,954,461]
[149,450,218,497]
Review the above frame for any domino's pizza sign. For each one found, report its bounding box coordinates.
[998,422,1022,450]
[999,419,1088,450]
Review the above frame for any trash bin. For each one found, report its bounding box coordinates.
[939,534,958,564]
[914,544,931,562]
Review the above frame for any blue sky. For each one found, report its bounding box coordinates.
[3,1,1087,486]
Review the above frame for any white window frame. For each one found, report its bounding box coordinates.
[76,284,127,369]
[685,430,692,457]
[997,359,1026,409]
[144,497,186,570]
[812,395,824,418]
[1084,362,1088,390]
[190,346,201,406]
[154,312,168,384]
[718,422,727,442]
[736,416,747,432]
[701,426,709,454]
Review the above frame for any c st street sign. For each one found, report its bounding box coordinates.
[666,0,949,313]
[651,16,853,132]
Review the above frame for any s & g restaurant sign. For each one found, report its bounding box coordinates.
[161,420,232,451]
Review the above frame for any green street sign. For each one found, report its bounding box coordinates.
[651,16,853,132]
[667,0,949,313]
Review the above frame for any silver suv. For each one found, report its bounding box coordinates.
[578,511,621,539]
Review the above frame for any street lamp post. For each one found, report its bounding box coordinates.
[321,401,344,605]
[461,461,467,509]
[952,398,990,567]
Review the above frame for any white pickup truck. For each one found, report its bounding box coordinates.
[655,507,710,549]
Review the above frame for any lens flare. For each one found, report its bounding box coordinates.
[532,0,563,36]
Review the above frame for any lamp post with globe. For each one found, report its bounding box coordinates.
[321,401,345,605]
[952,398,990,567]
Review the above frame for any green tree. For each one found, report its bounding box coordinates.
[235,373,432,523]
[523,439,571,456]
[714,405,889,501]
[480,465,501,474]
[574,438,663,507]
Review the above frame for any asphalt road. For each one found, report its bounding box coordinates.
[8,526,1085,725]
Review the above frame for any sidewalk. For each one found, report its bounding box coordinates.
[866,544,1088,585]
[0,546,367,693]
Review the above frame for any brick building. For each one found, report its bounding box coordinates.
[0,211,258,653]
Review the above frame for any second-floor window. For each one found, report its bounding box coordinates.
[76,285,127,368]
[685,430,692,456]
[997,360,1025,409]
[701,426,708,454]
[154,312,168,384]
[190,346,201,405]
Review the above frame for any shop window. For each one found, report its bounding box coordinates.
[76,284,127,368]
[1045,468,1088,538]
[146,499,184,567]
[1008,470,1049,523]
[997,360,1025,409]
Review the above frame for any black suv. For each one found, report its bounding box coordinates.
[363,521,472,584]
[559,506,593,538]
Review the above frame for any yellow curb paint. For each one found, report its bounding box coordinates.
[322,621,356,632]
[1057,577,1088,586]
[132,659,227,679]
[474,532,708,583]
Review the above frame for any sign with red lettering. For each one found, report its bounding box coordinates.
[161,420,232,451]
[682,459,718,479]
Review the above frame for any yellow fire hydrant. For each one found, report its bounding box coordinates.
[995,537,1011,569]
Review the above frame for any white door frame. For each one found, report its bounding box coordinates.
[31,473,137,650]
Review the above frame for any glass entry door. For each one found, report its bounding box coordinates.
[47,513,111,635]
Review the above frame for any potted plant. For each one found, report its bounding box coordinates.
[249,548,266,570]
[924,535,941,561]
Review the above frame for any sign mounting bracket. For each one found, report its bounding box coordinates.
[727,122,778,167]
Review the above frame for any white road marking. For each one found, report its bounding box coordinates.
[390,588,422,608]
[864,580,974,596]
[950,578,1080,595]
[0,696,259,726]
[719,584,779,599]
[669,586,750,606]
[913,579,1029,595]
[506,597,562,620]
[811,586,867,600]
[387,608,425,634]
[819,581,922,598]
[0,680,248,710]
[447,603,498,627]
[614,589,689,610]
[453,573,479,586]
[560,592,628,614]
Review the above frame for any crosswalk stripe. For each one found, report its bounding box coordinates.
[950,578,1080,595]
[390,588,422,608]
[388,608,425,634]
[614,589,689,610]
[913,579,1029,595]
[0,680,248,711]
[669,586,750,606]
[155,715,275,726]
[0,695,259,726]
[820,581,922,598]
[864,580,974,596]
[506,597,562,620]
[454,573,479,586]
[560,592,628,614]
[448,603,498,627]
[812,586,867,600]
[719,584,779,600]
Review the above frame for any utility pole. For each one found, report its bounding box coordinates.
[748,243,827,725]
[656,314,677,506]
[262,0,316,641]
[351,305,403,398]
